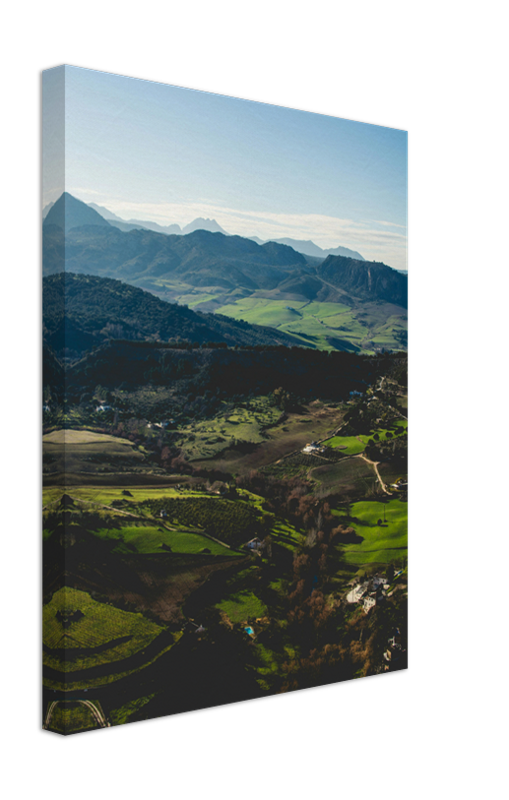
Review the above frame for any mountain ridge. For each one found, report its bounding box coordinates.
[83,196,365,262]
[43,272,301,360]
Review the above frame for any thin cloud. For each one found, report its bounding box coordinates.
[69,190,408,271]
[373,219,407,229]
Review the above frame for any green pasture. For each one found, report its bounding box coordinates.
[218,297,353,351]
[215,591,267,623]
[94,524,236,555]
[324,420,407,455]
[332,498,408,567]
[324,435,366,455]
[356,423,407,444]
[181,293,220,308]
[211,564,267,623]
[302,301,351,319]
[42,485,206,509]
[219,297,307,325]
[279,317,338,348]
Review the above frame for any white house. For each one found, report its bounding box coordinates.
[302,442,324,455]
[363,595,377,613]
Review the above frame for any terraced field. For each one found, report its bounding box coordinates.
[42,429,156,478]
[43,588,164,672]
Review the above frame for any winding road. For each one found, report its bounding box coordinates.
[43,699,111,731]
[357,453,391,494]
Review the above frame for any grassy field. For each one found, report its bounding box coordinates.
[332,498,408,567]
[217,296,407,352]
[209,563,268,624]
[215,591,267,623]
[94,523,238,555]
[324,420,407,455]
[324,435,366,455]
[43,485,199,508]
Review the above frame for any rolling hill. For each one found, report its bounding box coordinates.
[43,272,300,360]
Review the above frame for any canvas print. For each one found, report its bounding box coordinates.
[42,66,408,734]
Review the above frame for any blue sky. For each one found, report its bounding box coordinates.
[43,66,407,269]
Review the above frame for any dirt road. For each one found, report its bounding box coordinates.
[357,453,391,494]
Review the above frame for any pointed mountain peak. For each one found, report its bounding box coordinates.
[44,193,112,234]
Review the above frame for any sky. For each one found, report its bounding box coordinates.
[43,66,407,270]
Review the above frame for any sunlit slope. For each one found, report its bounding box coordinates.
[217,296,407,352]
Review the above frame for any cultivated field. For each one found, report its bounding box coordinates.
[310,457,378,494]
[191,401,344,474]
[42,429,157,480]
[43,587,163,671]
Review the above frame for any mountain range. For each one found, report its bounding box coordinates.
[42,193,407,353]
[43,194,364,262]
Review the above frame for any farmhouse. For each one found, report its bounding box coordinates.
[347,573,389,612]
[302,441,324,455]
[390,482,408,492]
[244,537,264,553]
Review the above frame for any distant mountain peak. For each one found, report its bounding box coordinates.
[44,192,111,234]
[182,217,228,236]
[248,235,364,262]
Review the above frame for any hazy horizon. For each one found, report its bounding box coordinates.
[43,66,407,270]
